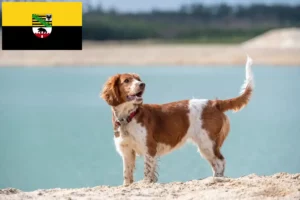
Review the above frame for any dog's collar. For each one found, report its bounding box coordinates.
[115,109,139,127]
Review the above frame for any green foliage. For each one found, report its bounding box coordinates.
[82,14,159,40]
[80,3,300,43]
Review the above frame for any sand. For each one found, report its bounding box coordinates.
[0,43,299,67]
[1,173,300,200]
[0,28,300,67]
[242,28,300,49]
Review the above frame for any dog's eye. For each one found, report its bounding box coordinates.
[124,79,129,83]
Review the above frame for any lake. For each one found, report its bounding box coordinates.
[0,66,300,191]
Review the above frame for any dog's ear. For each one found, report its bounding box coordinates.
[101,74,121,106]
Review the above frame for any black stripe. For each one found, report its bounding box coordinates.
[2,26,82,50]
[32,21,52,22]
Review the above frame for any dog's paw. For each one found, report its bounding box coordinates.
[141,179,152,185]
[213,173,224,177]
[142,178,157,185]
[123,180,133,186]
[123,183,132,187]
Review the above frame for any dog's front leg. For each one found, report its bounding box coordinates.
[143,154,158,183]
[119,145,136,186]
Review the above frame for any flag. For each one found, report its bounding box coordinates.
[2,2,82,50]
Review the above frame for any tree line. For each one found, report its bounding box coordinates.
[82,3,300,43]
[1,2,300,43]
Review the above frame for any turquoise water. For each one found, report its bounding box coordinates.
[0,66,300,191]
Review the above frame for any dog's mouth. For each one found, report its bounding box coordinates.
[127,90,144,102]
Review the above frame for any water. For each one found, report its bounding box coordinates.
[0,66,300,191]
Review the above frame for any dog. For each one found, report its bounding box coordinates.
[100,56,253,186]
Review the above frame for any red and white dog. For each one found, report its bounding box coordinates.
[101,57,253,186]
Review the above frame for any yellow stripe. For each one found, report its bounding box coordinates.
[2,2,82,26]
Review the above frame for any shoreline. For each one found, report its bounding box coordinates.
[1,173,300,200]
[0,42,299,67]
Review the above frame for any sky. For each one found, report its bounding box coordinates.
[89,0,300,12]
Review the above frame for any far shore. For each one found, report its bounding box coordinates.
[0,41,300,67]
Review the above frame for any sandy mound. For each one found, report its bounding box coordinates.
[242,28,300,49]
[1,173,300,200]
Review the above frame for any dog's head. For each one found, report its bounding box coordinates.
[101,73,145,107]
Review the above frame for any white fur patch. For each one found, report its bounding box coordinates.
[240,55,254,94]
[186,99,208,138]
[114,118,147,156]
[113,101,136,120]
[130,79,142,94]
[187,99,215,160]
[156,143,172,156]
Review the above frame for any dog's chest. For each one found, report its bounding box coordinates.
[116,119,147,155]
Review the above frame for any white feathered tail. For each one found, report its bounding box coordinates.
[214,56,254,112]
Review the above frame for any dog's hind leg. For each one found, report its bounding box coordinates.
[192,130,226,177]
[210,147,226,177]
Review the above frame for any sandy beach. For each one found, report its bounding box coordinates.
[1,173,300,200]
[0,42,300,67]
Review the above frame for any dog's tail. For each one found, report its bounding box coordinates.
[213,56,254,113]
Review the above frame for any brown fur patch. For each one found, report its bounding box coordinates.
[213,86,253,112]
[135,100,190,156]
[201,100,230,159]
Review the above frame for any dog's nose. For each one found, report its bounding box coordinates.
[139,82,145,89]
